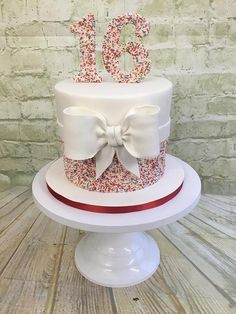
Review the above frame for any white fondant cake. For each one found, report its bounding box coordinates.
[54,76,173,193]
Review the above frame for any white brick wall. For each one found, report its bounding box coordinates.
[0,0,236,193]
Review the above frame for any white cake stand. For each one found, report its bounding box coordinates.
[32,155,201,288]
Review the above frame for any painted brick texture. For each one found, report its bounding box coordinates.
[0,0,235,193]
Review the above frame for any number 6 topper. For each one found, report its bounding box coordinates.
[102,13,151,83]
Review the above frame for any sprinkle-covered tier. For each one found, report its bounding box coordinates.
[64,141,167,193]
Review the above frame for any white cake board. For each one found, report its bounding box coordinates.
[45,155,184,209]
[32,155,201,288]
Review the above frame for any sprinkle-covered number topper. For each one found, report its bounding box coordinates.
[71,13,151,83]
[102,13,151,83]
[70,14,102,83]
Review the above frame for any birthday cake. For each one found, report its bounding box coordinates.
[55,77,172,193]
[46,13,184,213]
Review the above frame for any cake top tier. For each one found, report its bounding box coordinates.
[55,76,172,130]
[55,76,172,99]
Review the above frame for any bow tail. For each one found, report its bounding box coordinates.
[95,145,115,179]
[116,147,140,178]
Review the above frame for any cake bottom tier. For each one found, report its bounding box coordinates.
[64,141,167,193]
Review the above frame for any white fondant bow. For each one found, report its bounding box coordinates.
[62,105,160,179]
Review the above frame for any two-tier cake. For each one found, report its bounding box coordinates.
[45,14,184,213]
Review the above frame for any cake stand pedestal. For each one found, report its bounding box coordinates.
[32,156,201,288]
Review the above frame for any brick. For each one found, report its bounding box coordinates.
[192,158,236,178]
[30,143,59,159]
[2,0,37,23]
[97,0,126,21]
[202,178,236,195]
[208,48,236,71]
[0,141,30,158]
[0,51,11,74]
[209,0,233,17]
[172,96,209,122]
[9,76,51,100]
[6,23,48,49]
[206,139,236,159]
[176,74,236,97]
[20,121,57,142]
[44,50,76,77]
[150,48,176,72]
[38,0,72,21]
[0,23,7,49]
[176,0,208,17]
[21,99,55,120]
[169,139,235,161]
[0,78,12,99]
[168,140,207,161]
[72,0,94,19]
[229,20,236,44]
[175,47,208,72]
[42,23,75,47]
[11,49,45,74]
[126,0,174,17]
[32,159,54,172]
[0,158,33,172]
[228,0,236,16]
[175,23,208,46]
[11,173,34,186]
[145,24,174,47]
[0,173,11,191]
[171,119,236,140]
[0,102,21,119]
[207,96,236,115]
[0,122,20,141]
[209,22,229,46]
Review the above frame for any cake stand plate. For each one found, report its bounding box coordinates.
[45,155,185,211]
[32,155,201,287]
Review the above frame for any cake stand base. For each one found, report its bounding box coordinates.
[75,231,160,288]
[33,155,201,288]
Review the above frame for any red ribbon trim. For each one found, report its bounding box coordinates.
[47,182,183,213]
[47,181,183,214]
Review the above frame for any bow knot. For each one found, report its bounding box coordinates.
[106,125,122,147]
[62,105,160,179]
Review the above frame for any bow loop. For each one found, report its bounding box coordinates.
[62,105,160,179]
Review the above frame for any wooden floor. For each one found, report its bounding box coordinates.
[0,187,235,314]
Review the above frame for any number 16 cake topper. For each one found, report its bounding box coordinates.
[70,13,151,83]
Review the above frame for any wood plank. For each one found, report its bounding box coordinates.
[1,214,65,281]
[0,278,51,314]
[206,194,236,205]
[0,189,12,200]
[0,191,33,233]
[160,221,236,303]
[51,228,116,314]
[191,202,236,239]
[0,203,40,275]
[0,190,235,313]
[184,215,236,261]
[0,187,23,200]
[200,195,236,214]
[0,211,66,313]
[0,186,29,208]
[111,230,235,314]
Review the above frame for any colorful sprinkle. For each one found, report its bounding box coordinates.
[63,141,167,193]
[102,13,151,83]
[70,14,102,83]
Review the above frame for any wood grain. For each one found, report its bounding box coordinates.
[51,228,116,314]
[0,187,235,313]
